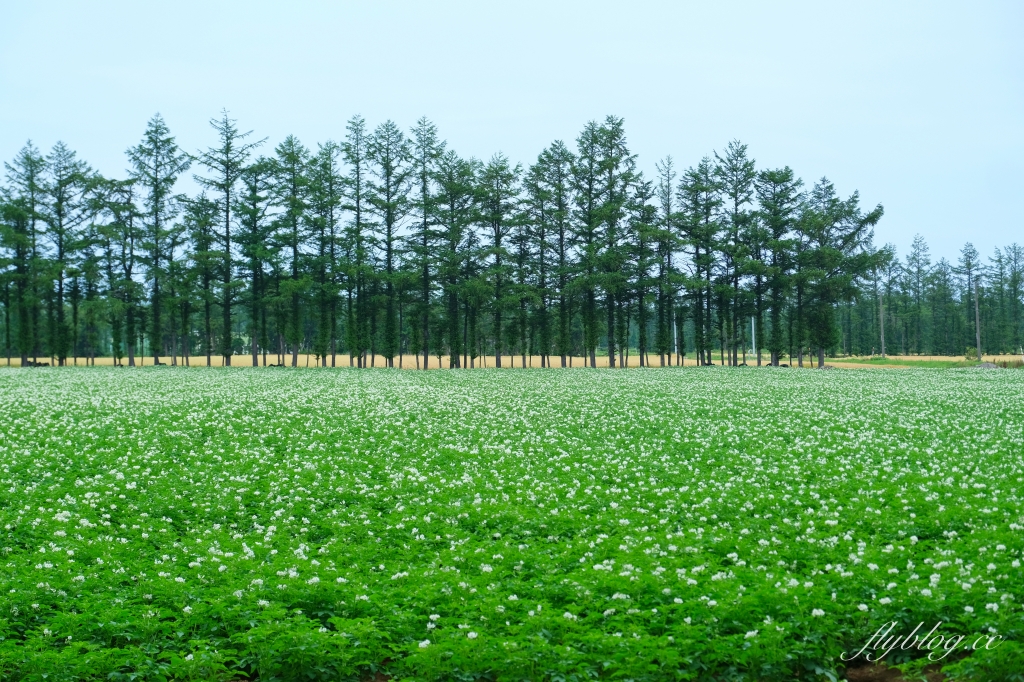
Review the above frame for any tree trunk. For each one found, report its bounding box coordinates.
[606,292,616,368]
[974,281,982,361]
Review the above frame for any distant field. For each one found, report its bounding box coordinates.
[1,368,1022,680]
[830,355,1023,369]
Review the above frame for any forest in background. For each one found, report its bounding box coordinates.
[1,112,1021,370]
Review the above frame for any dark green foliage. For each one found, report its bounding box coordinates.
[2,114,1021,366]
[129,114,191,365]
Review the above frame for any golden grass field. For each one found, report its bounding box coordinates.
[2,352,1021,369]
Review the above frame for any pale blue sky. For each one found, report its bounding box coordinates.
[2,1,1021,261]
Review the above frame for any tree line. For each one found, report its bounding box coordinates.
[1,112,1019,370]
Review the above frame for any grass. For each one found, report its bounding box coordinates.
[827,357,975,368]
[1,367,1023,680]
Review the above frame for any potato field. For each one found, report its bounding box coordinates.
[0,367,1022,681]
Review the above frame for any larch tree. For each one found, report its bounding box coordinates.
[714,140,756,366]
[572,122,604,367]
[183,194,218,366]
[409,117,444,371]
[523,158,552,367]
[905,234,931,354]
[541,141,574,367]
[367,120,412,367]
[269,135,309,367]
[308,142,344,366]
[801,178,883,368]
[434,151,478,368]
[196,111,263,366]
[234,158,275,366]
[0,197,32,365]
[629,175,658,367]
[478,153,521,369]
[956,242,982,359]
[754,166,801,366]
[342,116,372,367]
[677,158,722,366]
[128,114,191,365]
[41,142,95,365]
[104,179,143,366]
[654,156,677,365]
[596,116,636,368]
[4,142,47,362]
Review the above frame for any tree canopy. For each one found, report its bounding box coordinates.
[2,114,1020,369]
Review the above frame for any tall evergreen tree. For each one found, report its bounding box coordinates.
[101,179,144,365]
[409,118,444,370]
[367,121,412,367]
[754,167,802,365]
[0,197,33,364]
[905,234,931,354]
[128,114,191,365]
[196,111,262,366]
[654,156,678,365]
[542,141,575,367]
[801,178,883,367]
[677,158,721,366]
[41,142,95,365]
[956,242,982,359]
[478,154,521,368]
[524,158,553,367]
[235,158,275,366]
[182,195,218,365]
[572,122,604,367]
[342,116,372,367]
[434,151,478,368]
[4,142,47,362]
[596,116,636,368]
[629,176,658,366]
[308,142,345,366]
[714,140,756,366]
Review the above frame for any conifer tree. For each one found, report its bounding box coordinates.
[755,167,801,365]
[654,157,677,365]
[235,158,275,366]
[524,159,552,366]
[596,116,636,368]
[572,123,604,367]
[128,114,191,365]
[801,178,883,367]
[4,143,46,363]
[196,111,262,366]
[409,118,444,371]
[479,154,520,368]
[342,116,371,367]
[714,140,756,365]
[434,151,478,368]
[541,141,574,367]
[269,135,309,366]
[183,195,218,365]
[629,176,658,366]
[368,121,412,367]
[41,142,95,365]
[308,142,344,365]
[677,158,721,365]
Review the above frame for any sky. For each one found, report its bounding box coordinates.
[2,1,1021,262]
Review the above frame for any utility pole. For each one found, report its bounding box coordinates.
[879,288,885,359]
[672,306,678,366]
[751,316,756,364]
[974,281,982,362]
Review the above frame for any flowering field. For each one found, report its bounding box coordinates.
[1,368,1022,681]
